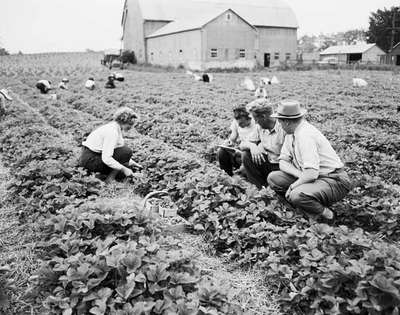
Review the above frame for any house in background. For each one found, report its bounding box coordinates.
[121,0,298,69]
[319,43,386,64]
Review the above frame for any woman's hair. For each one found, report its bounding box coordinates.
[113,107,138,125]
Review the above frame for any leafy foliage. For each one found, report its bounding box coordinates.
[366,6,400,52]
[1,55,400,314]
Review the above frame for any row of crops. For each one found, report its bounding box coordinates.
[0,54,400,314]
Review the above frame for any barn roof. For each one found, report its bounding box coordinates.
[137,0,298,28]
[320,43,382,55]
[146,8,256,38]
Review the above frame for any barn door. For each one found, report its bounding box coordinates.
[264,53,270,67]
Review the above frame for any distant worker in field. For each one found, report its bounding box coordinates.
[85,77,95,90]
[78,107,143,183]
[241,99,286,188]
[0,89,13,117]
[105,75,116,89]
[217,104,258,176]
[267,100,351,220]
[36,79,52,94]
[58,78,69,90]
[114,72,125,82]
[202,73,212,83]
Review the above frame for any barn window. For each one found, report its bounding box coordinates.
[239,49,246,58]
[285,53,291,60]
[226,13,231,20]
[210,48,218,58]
[274,52,280,60]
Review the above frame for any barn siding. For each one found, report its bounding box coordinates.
[362,46,386,63]
[146,30,202,67]
[122,0,298,68]
[321,54,347,63]
[122,0,146,62]
[256,27,297,66]
[202,11,257,63]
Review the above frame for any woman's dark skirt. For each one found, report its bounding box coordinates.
[78,146,133,175]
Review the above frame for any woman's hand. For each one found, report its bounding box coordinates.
[128,159,143,169]
[121,166,134,177]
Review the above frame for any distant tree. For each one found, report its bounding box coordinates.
[366,6,400,52]
[0,47,9,56]
[319,36,338,51]
[120,50,137,64]
[342,29,367,45]
[18,51,23,55]
[298,35,318,53]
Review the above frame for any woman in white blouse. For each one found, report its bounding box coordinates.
[79,107,142,182]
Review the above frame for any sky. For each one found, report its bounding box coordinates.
[0,0,399,54]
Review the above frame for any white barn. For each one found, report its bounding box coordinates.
[121,0,298,69]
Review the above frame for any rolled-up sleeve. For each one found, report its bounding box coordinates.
[101,131,124,170]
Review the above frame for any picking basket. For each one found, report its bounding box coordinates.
[142,191,178,217]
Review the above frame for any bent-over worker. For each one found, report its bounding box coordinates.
[78,107,142,183]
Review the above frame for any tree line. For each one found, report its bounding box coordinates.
[298,6,399,53]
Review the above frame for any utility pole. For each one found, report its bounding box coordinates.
[387,8,400,64]
[390,10,397,52]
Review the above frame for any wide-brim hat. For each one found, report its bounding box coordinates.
[0,89,12,101]
[271,100,307,119]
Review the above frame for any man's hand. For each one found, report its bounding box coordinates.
[121,166,134,177]
[250,144,266,165]
[285,181,300,199]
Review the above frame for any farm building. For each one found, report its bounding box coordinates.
[121,0,298,70]
[385,42,400,65]
[319,43,386,64]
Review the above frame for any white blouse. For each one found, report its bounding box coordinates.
[82,121,125,170]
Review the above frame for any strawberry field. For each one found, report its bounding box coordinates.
[0,52,400,314]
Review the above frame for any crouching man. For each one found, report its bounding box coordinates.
[240,99,286,188]
[217,104,258,176]
[267,100,352,220]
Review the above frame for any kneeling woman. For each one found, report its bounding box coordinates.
[79,107,141,182]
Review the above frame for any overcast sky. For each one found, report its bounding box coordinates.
[0,0,399,53]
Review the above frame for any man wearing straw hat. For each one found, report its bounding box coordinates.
[267,100,351,220]
[0,89,13,117]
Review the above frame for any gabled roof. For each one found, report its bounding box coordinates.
[320,43,383,55]
[137,0,298,28]
[146,8,256,38]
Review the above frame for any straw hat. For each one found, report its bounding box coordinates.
[271,100,307,119]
